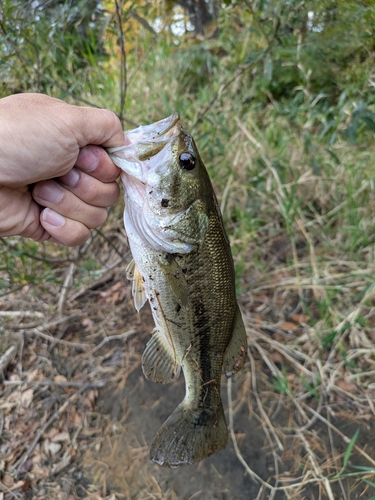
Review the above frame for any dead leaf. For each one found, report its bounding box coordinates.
[68,409,81,427]
[99,282,125,304]
[21,388,33,408]
[18,458,33,474]
[270,351,283,364]
[82,316,94,329]
[51,456,71,475]
[26,369,40,382]
[54,374,68,383]
[31,468,49,479]
[31,453,43,466]
[280,321,299,332]
[336,378,357,394]
[51,431,70,443]
[47,442,61,455]
[44,428,60,440]
[9,481,25,491]
[290,314,310,324]
[253,314,263,325]
[2,474,13,488]
[87,389,97,403]
[22,477,32,492]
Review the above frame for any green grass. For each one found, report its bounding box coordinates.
[2,3,375,497]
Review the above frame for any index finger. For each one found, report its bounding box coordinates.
[68,106,127,148]
[74,145,121,183]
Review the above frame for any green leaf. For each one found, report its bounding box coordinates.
[264,53,273,82]
[325,148,340,165]
[350,465,375,472]
[343,428,359,469]
[360,115,375,132]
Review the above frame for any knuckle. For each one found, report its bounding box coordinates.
[91,208,108,228]
[58,225,90,247]
[84,182,102,204]
[101,109,120,128]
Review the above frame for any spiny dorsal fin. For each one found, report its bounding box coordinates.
[126,259,147,312]
[223,305,247,377]
[142,329,181,384]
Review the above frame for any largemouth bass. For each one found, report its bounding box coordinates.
[108,113,247,467]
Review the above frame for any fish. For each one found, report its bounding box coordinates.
[108,113,247,467]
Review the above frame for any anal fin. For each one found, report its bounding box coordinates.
[142,329,181,384]
[126,259,147,312]
[223,305,248,377]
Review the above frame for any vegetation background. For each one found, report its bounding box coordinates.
[1,1,375,499]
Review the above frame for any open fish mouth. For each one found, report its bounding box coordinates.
[107,112,181,180]
[107,112,180,153]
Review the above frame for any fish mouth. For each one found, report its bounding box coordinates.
[107,113,181,180]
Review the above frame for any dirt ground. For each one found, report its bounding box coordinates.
[2,242,375,500]
[81,305,375,500]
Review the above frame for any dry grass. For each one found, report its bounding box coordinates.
[2,109,375,499]
[1,2,375,498]
[2,32,375,499]
[2,186,375,499]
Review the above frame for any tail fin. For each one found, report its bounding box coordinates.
[150,402,228,467]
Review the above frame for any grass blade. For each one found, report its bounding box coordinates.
[343,429,360,469]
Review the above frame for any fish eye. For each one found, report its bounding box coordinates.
[179,152,196,171]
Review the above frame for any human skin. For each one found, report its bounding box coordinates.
[0,93,128,246]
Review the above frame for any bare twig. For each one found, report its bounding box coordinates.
[57,262,76,318]
[0,345,17,380]
[296,430,335,500]
[85,329,136,356]
[114,0,127,126]
[25,328,90,349]
[307,408,375,468]
[227,377,333,494]
[14,384,89,476]
[0,311,45,318]
[3,379,105,388]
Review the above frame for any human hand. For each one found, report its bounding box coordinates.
[0,93,127,246]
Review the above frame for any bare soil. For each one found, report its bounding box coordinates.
[82,307,375,500]
[1,245,375,500]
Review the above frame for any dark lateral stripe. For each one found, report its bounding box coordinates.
[192,295,217,409]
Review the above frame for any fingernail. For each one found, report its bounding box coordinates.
[59,168,80,187]
[34,182,63,203]
[76,146,99,172]
[42,208,65,227]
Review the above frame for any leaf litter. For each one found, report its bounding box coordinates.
[1,218,375,499]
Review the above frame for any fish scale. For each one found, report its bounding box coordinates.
[108,113,247,467]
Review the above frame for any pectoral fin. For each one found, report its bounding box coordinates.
[142,329,181,384]
[223,306,247,377]
[126,259,147,312]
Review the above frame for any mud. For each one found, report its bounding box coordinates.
[81,306,375,500]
